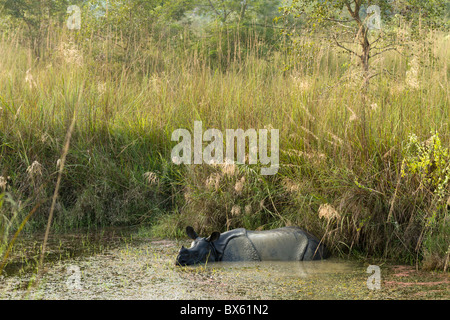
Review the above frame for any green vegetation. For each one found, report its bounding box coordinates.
[0,0,449,271]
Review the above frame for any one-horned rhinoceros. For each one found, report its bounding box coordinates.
[175,226,328,266]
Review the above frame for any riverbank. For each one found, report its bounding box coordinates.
[1,231,448,300]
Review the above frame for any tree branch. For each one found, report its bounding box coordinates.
[239,0,247,22]
[325,18,352,24]
[345,1,354,17]
[370,47,399,59]
[219,0,229,22]
[333,34,361,58]
[207,0,222,21]
[367,68,395,81]
[325,18,354,29]
[370,34,383,47]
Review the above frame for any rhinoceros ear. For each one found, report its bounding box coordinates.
[206,231,220,242]
[186,226,198,239]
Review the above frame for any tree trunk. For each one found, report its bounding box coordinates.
[239,1,247,23]
[345,0,371,158]
[359,29,371,159]
[360,29,371,88]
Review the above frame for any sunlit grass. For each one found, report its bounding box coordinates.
[0,25,449,269]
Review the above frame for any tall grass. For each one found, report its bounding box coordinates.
[0,23,449,269]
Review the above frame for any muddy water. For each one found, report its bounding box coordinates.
[0,234,448,300]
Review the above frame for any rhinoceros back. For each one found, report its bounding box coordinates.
[216,226,326,262]
[246,227,309,261]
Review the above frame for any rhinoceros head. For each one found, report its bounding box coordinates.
[175,226,220,266]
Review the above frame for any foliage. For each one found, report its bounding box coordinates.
[280,0,448,81]
[0,0,449,270]
[0,0,72,27]
[195,0,280,24]
[401,132,450,269]
[402,132,450,196]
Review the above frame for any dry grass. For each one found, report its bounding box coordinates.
[0,23,449,269]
